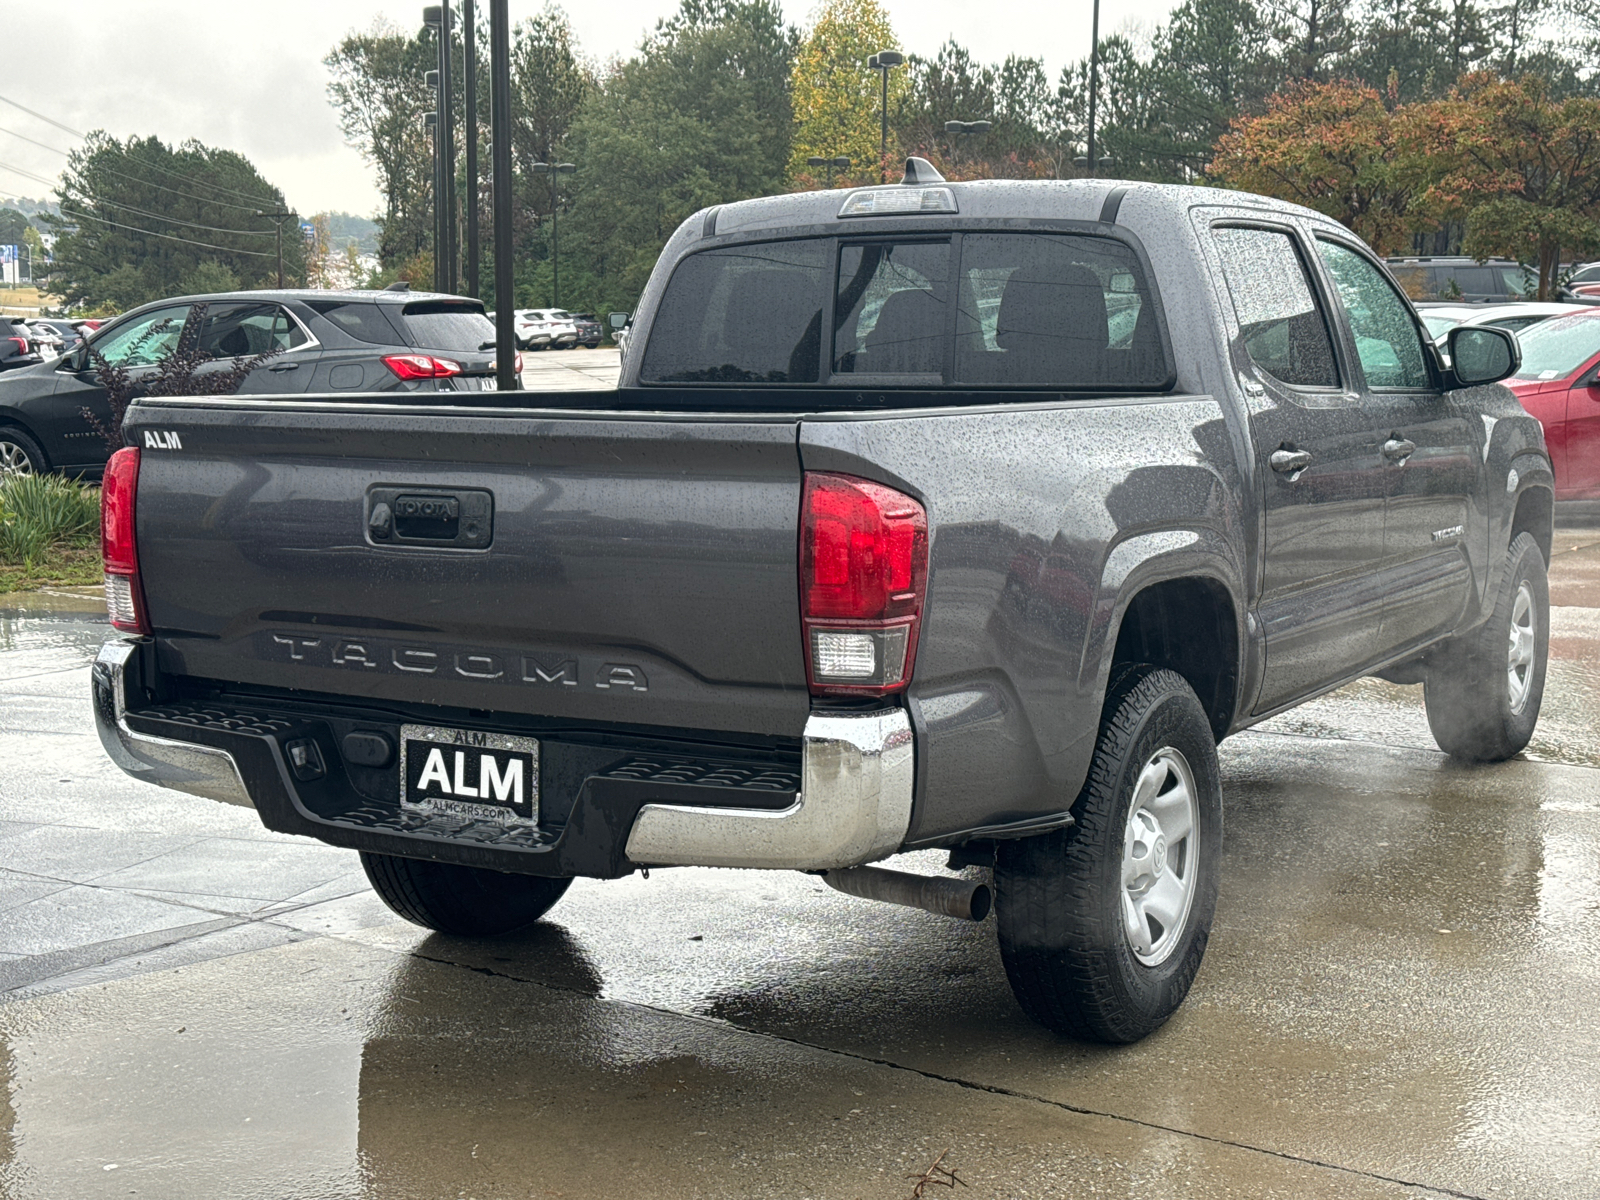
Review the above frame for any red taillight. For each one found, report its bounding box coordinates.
[383,354,463,381]
[101,446,149,635]
[7,337,26,355]
[801,473,928,696]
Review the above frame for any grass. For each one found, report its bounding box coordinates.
[0,474,102,592]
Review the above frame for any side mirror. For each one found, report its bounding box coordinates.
[608,312,629,330]
[1448,325,1519,386]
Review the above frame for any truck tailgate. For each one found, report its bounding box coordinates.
[127,400,809,738]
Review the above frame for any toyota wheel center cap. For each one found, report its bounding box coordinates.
[1152,834,1168,877]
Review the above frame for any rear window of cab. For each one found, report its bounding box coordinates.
[640,232,1171,391]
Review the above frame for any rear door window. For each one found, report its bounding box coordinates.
[641,241,828,383]
[399,301,496,351]
[1212,227,1338,389]
[833,241,950,379]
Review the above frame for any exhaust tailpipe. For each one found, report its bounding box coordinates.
[822,865,991,921]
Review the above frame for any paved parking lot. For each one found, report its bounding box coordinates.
[1,528,1598,1198]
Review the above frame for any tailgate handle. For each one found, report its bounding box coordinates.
[367,487,493,549]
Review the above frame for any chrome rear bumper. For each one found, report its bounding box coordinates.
[93,638,915,871]
[624,710,914,870]
[93,639,254,807]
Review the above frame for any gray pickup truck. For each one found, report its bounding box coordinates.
[93,164,1551,1043]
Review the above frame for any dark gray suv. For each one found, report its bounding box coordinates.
[0,288,509,477]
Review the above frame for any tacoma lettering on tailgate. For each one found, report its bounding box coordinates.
[261,632,648,692]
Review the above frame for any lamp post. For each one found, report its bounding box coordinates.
[805,155,851,188]
[423,95,441,290]
[866,50,905,183]
[1088,0,1101,178]
[490,0,517,390]
[463,0,480,297]
[423,5,457,292]
[531,161,575,309]
[943,119,991,170]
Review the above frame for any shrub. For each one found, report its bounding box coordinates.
[0,474,100,568]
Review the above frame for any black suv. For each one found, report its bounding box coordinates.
[1385,256,1533,303]
[570,312,603,348]
[0,288,510,477]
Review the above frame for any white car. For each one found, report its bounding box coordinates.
[1418,301,1591,348]
[513,308,579,351]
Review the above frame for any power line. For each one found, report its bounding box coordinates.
[0,91,284,209]
[56,205,277,257]
[0,139,279,215]
[0,159,57,189]
[0,92,283,208]
[88,195,277,238]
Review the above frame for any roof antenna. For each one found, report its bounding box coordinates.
[901,156,946,185]
[384,280,412,292]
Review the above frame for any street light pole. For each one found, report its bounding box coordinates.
[532,162,576,308]
[490,0,518,391]
[441,1,457,293]
[805,155,851,188]
[464,0,480,297]
[1088,0,1101,178]
[942,120,992,170]
[866,51,904,183]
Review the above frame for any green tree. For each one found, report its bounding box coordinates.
[788,0,904,184]
[558,0,796,314]
[42,133,297,311]
[0,209,29,247]
[325,19,435,271]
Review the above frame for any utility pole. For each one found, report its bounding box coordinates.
[491,0,518,391]
[532,162,575,308]
[867,51,905,183]
[424,103,442,288]
[464,0,480,297]
[1088,0,1100,178]
[256,208,292,288]
[441,0,457,293]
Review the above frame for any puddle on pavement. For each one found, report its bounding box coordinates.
[0,588,110,684]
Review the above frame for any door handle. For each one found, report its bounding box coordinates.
[1270,449,1313,474]
[1382,437,1416,462]
[266,362,299,373]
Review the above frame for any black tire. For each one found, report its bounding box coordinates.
[995,666,1222,1043]
[0,425,47,477]
[1423,531,1548,762]
[360,852,572,936]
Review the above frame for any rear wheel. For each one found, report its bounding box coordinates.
[0,426,45,477]
[360,852,572,936]
[995,666,1222,1043]
[1423,531,1548,762]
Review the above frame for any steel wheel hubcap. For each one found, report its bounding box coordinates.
[1121,747,1198,967]
[1508,581,1536,714]
[0,441,33,477]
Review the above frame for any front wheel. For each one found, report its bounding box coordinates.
[995,666,1222,1043]
[1423,531,1548,762]
[360,852,572,936]
[0,426,46,477]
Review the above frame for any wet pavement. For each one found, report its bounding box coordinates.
[518,345,621,391]
[2,533,1599,1198]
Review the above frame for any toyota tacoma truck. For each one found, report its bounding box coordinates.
[93,165,1552,1043]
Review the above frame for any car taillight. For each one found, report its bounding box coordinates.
[101,447,149,635]
[801,472,928,696]
[383,354,463,381]
[6,337,26,355]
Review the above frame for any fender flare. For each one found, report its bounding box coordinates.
[1078,527,1248,730]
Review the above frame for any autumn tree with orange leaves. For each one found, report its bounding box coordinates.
[1212,74,1600,296]
[1210,79,1417,253]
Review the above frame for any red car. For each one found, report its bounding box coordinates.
[1508,308,1600,498]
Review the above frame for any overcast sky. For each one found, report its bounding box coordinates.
[0,0,1174,217]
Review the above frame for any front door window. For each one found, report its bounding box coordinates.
[1316,242,1431,390]
[90,306,193,368]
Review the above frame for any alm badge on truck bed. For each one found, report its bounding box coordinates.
[400,724,539,825]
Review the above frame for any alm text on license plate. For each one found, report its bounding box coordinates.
[400,724,539,825]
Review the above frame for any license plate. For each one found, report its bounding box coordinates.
[458,376,497,391]
[400,724,539,825]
